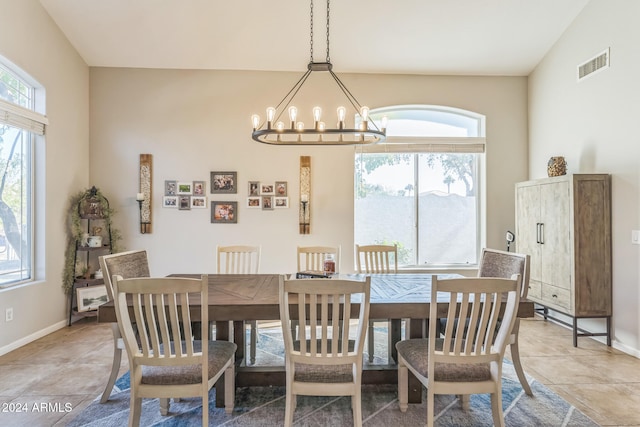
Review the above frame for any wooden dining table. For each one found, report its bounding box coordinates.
[98,273,534,407]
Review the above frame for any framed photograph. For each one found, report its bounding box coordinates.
[274,197,289,208]
[247,197,261,208]
[192,180,206,196]
[211,171,237,194]
[261,183,275,195]
[163,196,178,208]
[275,181,288,196]
[77,285,109,312]
[262,196,274,210]
[191,196,207,208]
[177,181,192,195]
[178,195,191,210]
[164,180,177,196]
[248,181,260,197]
[211,201,237,223]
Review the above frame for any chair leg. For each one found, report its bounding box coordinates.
[368,320,374,363]
[250,320,257,365]
[460,394,470,410]
[427,388,435,427]
[159,397,170,416]
[352,393,363,427]
[224,363,235,414]
[510,321,533,396]
[491,389,505,427]
[284,388,295,426]
[202,386,209,426]
[398,360,408,412]
[129,395,142,427]
[100,325,123,403]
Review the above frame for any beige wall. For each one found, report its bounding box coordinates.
[0,0,90,351]
[89,68,528,278]
[529,0,640,354]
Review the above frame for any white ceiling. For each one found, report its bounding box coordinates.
[39,0,590,76]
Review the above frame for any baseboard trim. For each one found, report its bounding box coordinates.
[0,319,67,356]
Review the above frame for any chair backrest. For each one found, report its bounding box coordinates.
[297,245,341,273]
[429,275,521,368]
[478,248,530,299]
[280,275,371,365]
[113,275,208,367]
[355,244,398,273]
[99,250,150,301]
[216,245,261,274]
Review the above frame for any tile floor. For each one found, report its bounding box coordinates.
[0,315,639,426]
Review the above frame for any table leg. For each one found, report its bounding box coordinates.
[215,321,231,408]
[407,318,423,403]
[389,319,402,364]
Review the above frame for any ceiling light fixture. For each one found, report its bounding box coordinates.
[251,0,386,146]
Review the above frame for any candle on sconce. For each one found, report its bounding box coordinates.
[301,194,309,203]
[136,193,145,201]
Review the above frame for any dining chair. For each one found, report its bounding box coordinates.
[98,250,150,404]
[112,274,236,426]
[396,275,521,427]
[279,275,371,427]
[296,245,341,273]
[355,243,397,362]
[216,244,261,364]
[478,248,532,396]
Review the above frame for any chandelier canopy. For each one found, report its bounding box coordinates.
[251,0,386,146]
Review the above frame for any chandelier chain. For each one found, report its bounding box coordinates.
[309,0,331,63]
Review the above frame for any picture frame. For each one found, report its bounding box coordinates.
[177,181,192,195]
[192,180,206,196]
[178,195,191,210]
[247,197,261,208]
[275,181,288,196]
[274,196,289,208]
[211,201,237,223]
[191,196,207,208]
[164,180,177,196]
[248,181,260,196]
[262,196,274,210]
[211,171,237,194]
[76,285,109,312]
[261,183,275,195]
[163,196,178,208]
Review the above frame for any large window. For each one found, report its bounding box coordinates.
[0,60,45,287]
[354,106,485,268]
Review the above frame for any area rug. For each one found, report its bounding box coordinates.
[66,327,600,426]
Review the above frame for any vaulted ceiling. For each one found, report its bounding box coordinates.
[39,0,589,76]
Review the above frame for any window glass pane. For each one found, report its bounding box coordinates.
[355,153,416,266]
[0,123,31,284]
[417,153,477,265]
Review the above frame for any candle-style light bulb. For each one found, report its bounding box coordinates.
[251,114,260,130]
[313,106,322,121]
[360,106,370,122]
[337,106,346,129]
[296,122,305,131]
[381,115,388,132]
[266,107,276,128]
[288,106,297,129]
[275,121,285,131]
[318,121,326,131]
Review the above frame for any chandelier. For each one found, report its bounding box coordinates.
[251,0,386,145]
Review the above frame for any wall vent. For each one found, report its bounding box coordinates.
[577,48,610,81]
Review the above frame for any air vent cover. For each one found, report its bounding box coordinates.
[578,48,610,81]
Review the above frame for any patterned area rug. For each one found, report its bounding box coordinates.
[66,326,600,426]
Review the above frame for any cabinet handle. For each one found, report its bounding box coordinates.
[536,223,541,244]
[539,223,544,244]
[552,294,558,298]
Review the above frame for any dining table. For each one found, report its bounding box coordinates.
[98,273,534,407]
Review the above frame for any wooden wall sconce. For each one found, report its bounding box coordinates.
[299,156,311,234]
[138,154,152,234]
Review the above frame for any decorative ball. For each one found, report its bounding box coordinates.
[547,156,567,177]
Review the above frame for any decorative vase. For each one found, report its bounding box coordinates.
[547,156,567,177]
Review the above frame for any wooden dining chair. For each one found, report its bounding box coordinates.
[98,250,150,404]
[279,275,371,427]
[216,244,261,364]
[355,244,397,362]
[112,274,236,426]
[296,245,341,273]
[396,275,521,427]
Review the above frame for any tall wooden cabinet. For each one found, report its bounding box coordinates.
[515,174,611,346]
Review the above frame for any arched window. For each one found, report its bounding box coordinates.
[354,105,485,268]
[0,57,47,287]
